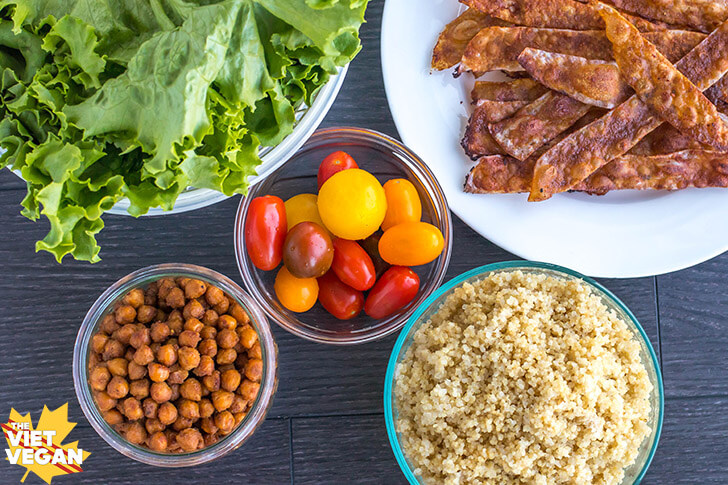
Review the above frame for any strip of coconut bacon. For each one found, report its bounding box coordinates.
[432,9,508,70]
[598,0,728,33]
[470,79,547,103]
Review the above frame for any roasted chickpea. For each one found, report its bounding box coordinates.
[150,321,171,342]
[150,382,173,403]
[145,418,165,435]
[100,314,120,334]
[216,328,239,349]
[238,325,258,349]
[113,324,137,345]
[124,422,147,445]
[106,376,129,399]
[179,330,201,348]
[148,363,170,383]
[172,416,194,432]
[164,286,185,308]
[229,395,247,414]
[128,361,147,380]
[129,327,151,349]
[167,366,188,385]
[90,366,111,391]
[193,355,215,377]
[123,288,145,308]
[202,311,218,327]
[200,417,218,435]
[156,344,178,367]
[247,342,262,360]
[102,339,124,360]
[178,346,201,371]
[216,348,237,365]
[230,303,249,324]
[148,431,168,452]
[102,409,124,425]
[205,286,225,306]
[115,305,137,324]
[129,379,150,399]
[183,299,204,320]
[92,333,109,354]
[107,358,129,377]
[124,347,135,362]
[89,352,102,369]
[170,383,181,401]
[221,369,242,392]
[136,305,157,324]
[180,378,203,401]
[178,399,200,420]
[184,279,207,299]
[122,397,143,420]
[198,339,218,358]
[234,412,246,427]
[94,391,117,412]
[199,399,215,419]
[158,402,178,425]
[238,380,260,401]
[213,299,229,315]
[176,428,203,452]
[184,318,204,333]
[143,398,159,419]
[214,411,235,434]
[203,371,221,392]
[217,315,237,330]
[244,358,263,382]
[133,345,155,366]
[211,390,234,412]
[145,284,158,306]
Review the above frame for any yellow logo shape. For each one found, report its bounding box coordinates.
[3,403,90,483]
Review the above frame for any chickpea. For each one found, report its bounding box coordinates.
[217,315,237,330]
[233,342,244,354]
[180,378,203,401]
[179,330,201,348]
[234,412,246,427]
[102,409,124,426]
[184,279,207,299]
[214,411,235,435]
[167,366,188,385]
[124,421,147,445]
[143,398,159,419]
[193,355,215,377]
[92,333,109,354]
[169,384,181,401]
[244,359,263,382]
[166,431,181,452]
[198,339,218,358]
[136,305,157,324]
[128,361,147,380]
[158,402,178,425]
[167,309,183,323]
[156,344,178,367]
[172,416,194,432]
[102,339,124,361]
[145,418,166,435]
[200,417,218,435]
[184,318,204,333]
[157,278,176,300]
[113,324,137,345]
[235,352,248,369]
[176,428,203,452]
[89,352,102,369]
[123,288,145,308]
[211,390,234,412]
[213,299,229,315]
[100,314,120,334]
[178,347,201,371]
[148,363,170,383]
[205,286,225,306]
[147,431,168,452]
[178,399,200,420]
[145,284,158,306]
[150,322,171,342]
[238,325,258,349]
[216,348,237,365]
[94,391,117,412]
[90,366,111,391]
[230,303,249,324]
[129,379,150,399]
[216,329,239,349]
[238,380,260,401]
[165,287,185,309]
[107,358,128,377]
[203,371,221,392]
[150,382,172,403]
[199,399,214,419]
[124,347,135,362]
[150,342,161,355]
[129,328,151,349]
[202,311,218,327]
[247,342,262,360]
[183,299,204,320]
[115,305,137,324]
[229,395,247,414]
[106,376,129,399]
[121,397,143,420]
[133,345,154,366]
[221,369,242,392]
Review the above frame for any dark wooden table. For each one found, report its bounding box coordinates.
[1,2,727,483]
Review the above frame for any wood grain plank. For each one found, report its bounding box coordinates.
[292,414,406,484]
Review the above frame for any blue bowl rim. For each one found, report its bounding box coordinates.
[383,260,664,484]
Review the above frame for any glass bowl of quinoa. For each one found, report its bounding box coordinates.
[384,261,663,485]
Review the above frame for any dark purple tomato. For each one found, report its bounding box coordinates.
[283,222,333,278]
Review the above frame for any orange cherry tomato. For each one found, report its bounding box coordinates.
[274,266,318,313]
[381,179,422,232]
[364,266,420,319]
[331,238,376,291]
[245,195,287,271]
[317,151,358,189]
[379,222,444,266]
[317,271,364,320]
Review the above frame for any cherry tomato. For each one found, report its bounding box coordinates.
[317,151,358,189]
[245,195,287,271]
[331,238,376,291]
[359,231,391,279]
[317,271,364,320]
[318,169,387,240]
[284,193,327,232]
[274,266,318,313]
[379,222,444,266]
[364,266,420,319]
[283,222,334,278]
[381,179,422,232]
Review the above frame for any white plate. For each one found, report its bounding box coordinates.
[381,0,728,278]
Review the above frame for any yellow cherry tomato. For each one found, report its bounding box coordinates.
[274,266,318,313]
[318,169,387,240]
[284,193,327,232]
[379,222,444,266]
[381,179,422,232]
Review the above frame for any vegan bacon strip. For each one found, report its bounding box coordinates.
[600,0,728,33]
[628,124,709,155]
[431,9,508,70]
[489,92,591,160]
[470,79,547,102]
[462,105,507,158]
[475,100,531,122]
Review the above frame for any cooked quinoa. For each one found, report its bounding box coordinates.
[394,270,652,485]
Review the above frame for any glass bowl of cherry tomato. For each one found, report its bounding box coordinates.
[234,127,452,344]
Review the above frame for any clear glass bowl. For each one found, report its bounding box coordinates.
[105,65,349,216]
[72,264,278,467]
[234,127,453,345]
[384,261,664,484]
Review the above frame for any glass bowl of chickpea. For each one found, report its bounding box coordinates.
[73,263,278,466]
